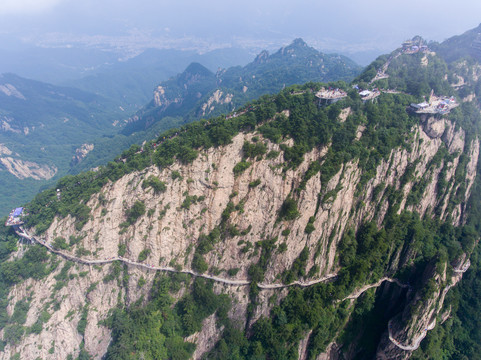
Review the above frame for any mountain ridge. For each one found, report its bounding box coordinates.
[73,38,361,173]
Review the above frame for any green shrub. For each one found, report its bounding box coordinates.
[86,282,98,294]
[266,150,280,159]
[227,268,240,276]
[138,249,151,262]
[52,237,69,250]
[278,242,288,253]
[243,141,267,159]
[305,216,316,234]
[125,201,145,225]
[11,299,30,325]
[3,324,24,345]
[118,243,127,257]
[233,161,251,176]
[305,223,315,234]
[181,194,201,209]
[77,307,88,336]
[142,175,167,194]
[249,179,261,188]
[192,253,208,273]
[222,202,236,221]
[171,170,183,180]
[278,197,299,221]
[299,161,322,190]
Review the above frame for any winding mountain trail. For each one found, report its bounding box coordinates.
[15,223,468,353]
[14,226,428,302]
[13,226,337,289]
[388,318,437,351]
[387,260,470,352]
[341,277,410,302]
[20,223,455,352]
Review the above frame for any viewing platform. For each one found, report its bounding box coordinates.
[359,89,381,102]
[410,95,458,115]
[5,207,26,226]
[315,88,347,106]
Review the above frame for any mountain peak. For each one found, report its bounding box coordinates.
[183,62,213,77]
[253,50,270,64]
[276,38,318,58]
[291,38,308,47]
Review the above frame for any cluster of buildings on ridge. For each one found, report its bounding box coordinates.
[316,39,458,116]
[5,207,26,227]
[401,39,429,54]
[410,95,458,115]
[315,86,382,107]
[315,88,348,106]
[315,86,458,116]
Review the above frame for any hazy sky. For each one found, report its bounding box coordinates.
[1,0,480,62]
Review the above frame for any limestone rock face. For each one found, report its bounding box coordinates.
[376,255,470,359]
[422,115,445,139]
[0,157,57,180]
[199,89,233,116]
[0,84,26,100]
[1,112,478,359]
[71,143,94,166]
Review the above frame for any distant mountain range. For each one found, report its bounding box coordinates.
[63,47,255,114]
[0,46,254,87]
[74,39,361,172]
[122,38,361,135]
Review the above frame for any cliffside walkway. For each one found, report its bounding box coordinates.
[14,226,435,310]
[387,260,470,352]
[13,226,337,289]
[340,277,409,302]
[21,224,456,350]
[388,318,437,351]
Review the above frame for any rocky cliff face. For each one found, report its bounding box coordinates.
[0,100,478,359]
[376,254,470,359]
[0,157,57,180]
[70,144,94,166]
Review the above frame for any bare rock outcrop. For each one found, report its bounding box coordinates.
[199,89,233,116]
[0,157,57,180]
[422,115,445,139]
[376,255,470,359]
[71,143,94,166]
